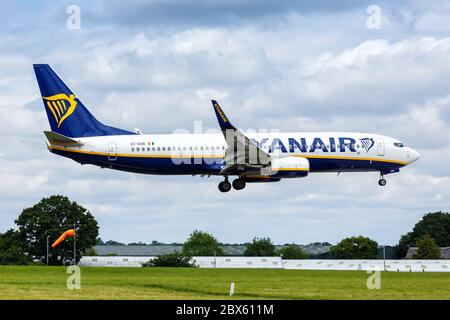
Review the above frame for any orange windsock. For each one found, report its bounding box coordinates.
[51,229,76,248]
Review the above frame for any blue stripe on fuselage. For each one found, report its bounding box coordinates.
[51,148,404,175]
[51,148,223,175]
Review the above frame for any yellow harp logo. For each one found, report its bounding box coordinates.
[214,103,228,123]
[43,93,77,128]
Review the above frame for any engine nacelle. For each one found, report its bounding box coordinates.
[265,156,310,178]
[243,177,281,183]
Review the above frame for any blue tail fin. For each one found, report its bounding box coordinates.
[33,64,135,138]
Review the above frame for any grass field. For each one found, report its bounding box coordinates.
[0,266,449,300]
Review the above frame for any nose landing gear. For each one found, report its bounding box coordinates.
[378,173,387,186]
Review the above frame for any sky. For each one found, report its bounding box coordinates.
[1,0,450,245]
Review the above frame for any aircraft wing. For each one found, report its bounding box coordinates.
[211,100,271,175]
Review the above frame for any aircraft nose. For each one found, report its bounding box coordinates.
[408,148,421,163]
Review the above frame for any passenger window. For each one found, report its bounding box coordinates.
[131,147,135,152]
[136,147,140,151]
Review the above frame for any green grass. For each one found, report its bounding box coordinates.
[0,266,449,300]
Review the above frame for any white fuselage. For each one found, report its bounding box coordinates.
[49,131,420,176]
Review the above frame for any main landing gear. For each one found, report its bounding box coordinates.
[378,173,387,187]
[232,178,246,190]
[218,178,231,192]
[218,177,246,192]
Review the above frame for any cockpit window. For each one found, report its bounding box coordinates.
[393,142,404,148]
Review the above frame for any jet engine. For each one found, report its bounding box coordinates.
[265,156,310,178]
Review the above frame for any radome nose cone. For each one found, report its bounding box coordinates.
[410,149,421,163]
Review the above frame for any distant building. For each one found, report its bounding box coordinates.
[377,246,399,259]
[405,247,450,259]
[93,244,332,257]
[315,245,398,259]
[92,244,400,258]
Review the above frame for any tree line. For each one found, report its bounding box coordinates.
[0,195,448,265]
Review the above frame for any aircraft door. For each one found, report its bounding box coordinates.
[108,142,117,161]
[377,139,385,156]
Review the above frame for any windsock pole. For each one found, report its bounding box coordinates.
[73,222,76,265]
[46,235,49,266]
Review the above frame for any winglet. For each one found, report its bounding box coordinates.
[212,100,234,131]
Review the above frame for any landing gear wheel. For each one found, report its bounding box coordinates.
[218,180,232,193]
[378,178,387,186]
[232,178,246,190]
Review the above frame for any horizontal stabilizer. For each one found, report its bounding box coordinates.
[44,131,83,147]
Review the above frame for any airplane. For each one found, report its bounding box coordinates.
[33,64,420,192]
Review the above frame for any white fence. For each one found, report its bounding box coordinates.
[79,256,283,268]
[79,256,450,272]
[282,259,450,272]
[195,256,283,268]
[80,256,152,267]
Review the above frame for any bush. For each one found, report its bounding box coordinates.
[182,230,224,256]
[331,236,378,259]
[0,229,32,265]
[413,235,442,259]
[278,244,308,259]
[83,247,97,256]
[244,237,276,256]
[397,211,450,257]
[142,252,196,267]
